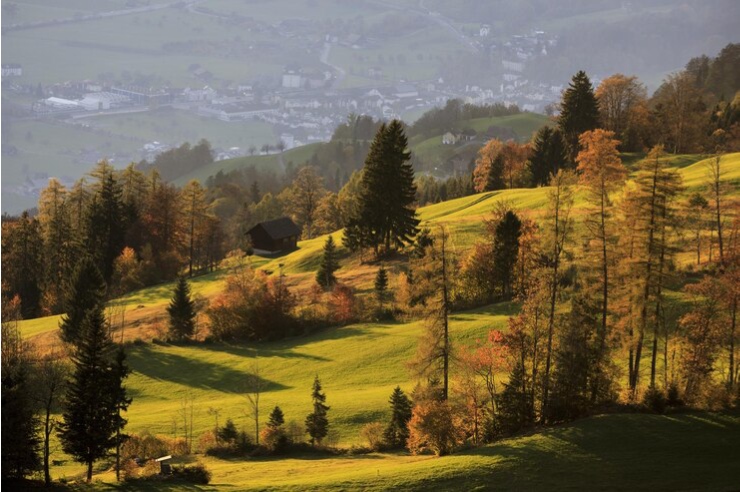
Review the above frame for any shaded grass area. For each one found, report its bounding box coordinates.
[77,412,740,490]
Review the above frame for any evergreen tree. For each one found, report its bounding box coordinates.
[267,406,285,429]
[485,153,506,191]
[497,360,534,434]
[383,386,413,448]
[86,169,126,282]
[350,120,419,256]
[374,267,389,304]
[59,258,107,346]
[529,127,568,186]
[167,276,197,341]
[316,235,339,288]
[1,303,41,481]
[1,211,44,319]
[493,211,522,299]
[305,375,330,445]
[59,307,131,483]
[558,71,600,163]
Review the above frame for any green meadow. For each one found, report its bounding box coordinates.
[17,152,739,488]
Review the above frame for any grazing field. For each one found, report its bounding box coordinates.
[17,152,740,488]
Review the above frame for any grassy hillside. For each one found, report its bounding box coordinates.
[20,152,739,341]
[409,113,551,171]
[19,152,739,487]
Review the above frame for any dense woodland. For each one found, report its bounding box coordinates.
[2,44,739,486]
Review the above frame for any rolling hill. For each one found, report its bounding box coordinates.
[19,152,740,488]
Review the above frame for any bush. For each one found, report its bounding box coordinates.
[643,385,667,414]
[360,422,385,451]
[407,400,464,456]
[666,382,684,407]
[172,462,211,485]
[260,426,289,453]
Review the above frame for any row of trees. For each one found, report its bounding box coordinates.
[2,162,225,318]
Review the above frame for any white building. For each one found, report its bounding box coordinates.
[282,71,303,89]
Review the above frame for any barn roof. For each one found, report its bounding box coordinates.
[248,216,301,240]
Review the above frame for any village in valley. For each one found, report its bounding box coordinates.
[2,0,564,207]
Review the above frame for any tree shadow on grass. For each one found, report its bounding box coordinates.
[128,344,290,393]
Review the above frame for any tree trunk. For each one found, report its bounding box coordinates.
[594,188,609,402]
[44,409,51,487]
[87,461,93,483]
[441,230,450,401]
[631,162,660,395]
[713,155,724,265]
[650,210,667,388]
[542,201,560,418]
[730,295,737,386]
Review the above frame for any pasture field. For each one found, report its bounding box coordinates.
[17,152,740,488]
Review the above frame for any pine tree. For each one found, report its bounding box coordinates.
[351,120,419,256]
[267,406,285,429]
[558,71,600,163]
[58,307,131,483]
[529,126,568,186]
[85,168,126,282]
[1,211,44,319]
[305,375,330,445]
[1,302,41,481]
[497,360,534,434]
[59,258,107,346]
[485,153,506,191]
[316,235,339,288]
[167,276,197,341]
[374,267,389,304]
[383,386,413,448]
[493,211,522,299]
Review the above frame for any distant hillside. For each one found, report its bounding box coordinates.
[188,112,551,184]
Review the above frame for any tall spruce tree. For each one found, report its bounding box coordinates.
[59,307,131,483]
[1,303,41,482]
[59,257,107,346]
[374,267,389,304]
[529,126,568,186]
[485,153,506,191]
[383,386,413,448]
[2,211,44,319]
[305,375,330,445]
[167,276,197,341]
[558,71,600,164]
[316,235,339,288]
[493,211,522,300]
[86,169,126,282]
[350,120,419,256]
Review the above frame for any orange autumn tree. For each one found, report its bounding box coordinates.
[576,129,628,400]
[595,74,649,151]
[500,140,531,189]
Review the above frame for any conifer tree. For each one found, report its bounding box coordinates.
[268,406,285,429]
[558,71,600,163]
[350,120,419,256]
[167,276,197,341]
[383,386,413,448]
[316,235,339,288]
[623,145,682,394]
[59,307,131,483]
[576,129,627,400]
[59,257,107,346]
[493,211,522,299]
[305,375,330,445]
[485,153,506,191]
[2,211,44,319]
[374,267,389,305]
[86,168,126,282]
[1,299,41,481]
[529,126,568,186]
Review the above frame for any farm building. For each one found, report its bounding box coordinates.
[247,217,301,254]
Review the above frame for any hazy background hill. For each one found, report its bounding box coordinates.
[2,0,738,213]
